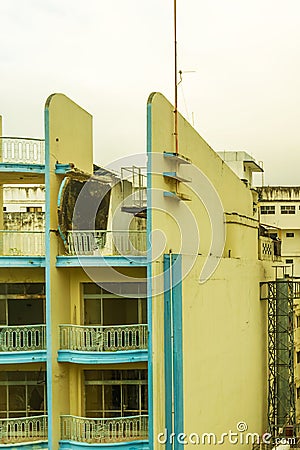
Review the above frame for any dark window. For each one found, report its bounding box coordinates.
[286,259,294,264]
[84,369,147,418]
[286,232,295,238]
[260,205,275,215]
[297,352,300,364]
[0,371,46,418]
[0,283,45,326]
[297,387,300,399]
[281,205,296,214]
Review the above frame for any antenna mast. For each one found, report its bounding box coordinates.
[174,0,179,154]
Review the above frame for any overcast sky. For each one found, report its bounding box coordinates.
[0,0,299,185]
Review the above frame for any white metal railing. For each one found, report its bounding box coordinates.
[258,236,281,262]
[60,324,148,352]
[0,137,45,164]
[0,325,46,351]
[61,414,148,443]
[0,230,45,256]
[0,415,48,444]
[66,230,146,256]
[121,166,147,209]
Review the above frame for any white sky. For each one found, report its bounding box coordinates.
[0,0,299,185]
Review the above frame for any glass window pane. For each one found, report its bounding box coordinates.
[124,385,139,413]
[85,385,103,417]
[0,299,6,324]
[9,386,26,412]
[25,284,45,295]
[83,283,102,294]
[0,386,7,413]
[104,385,121,415]
[28,386,44,413]
[84,299,101,325]
[8,372,25,381]
[7,284,25,295]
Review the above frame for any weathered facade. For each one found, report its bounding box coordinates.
[0,93,292,449]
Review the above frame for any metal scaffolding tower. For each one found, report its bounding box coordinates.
[261,265,300,444]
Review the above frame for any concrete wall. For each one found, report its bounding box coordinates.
[45,94,93,448]
[148,93,272,448]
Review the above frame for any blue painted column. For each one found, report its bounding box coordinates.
[164,253,184,450]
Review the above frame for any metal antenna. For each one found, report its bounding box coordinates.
[174,0,179,154]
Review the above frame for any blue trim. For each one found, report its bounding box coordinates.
[57,349,148,364]
[163,172,191,183]
[0,257,45,267]
[44,106,53,450]
[57,176,68,207]
[146,100,153,450]
[163,191,181,201]
[0,441,48,449]
[57,177,68,246]
[171,254,184,450]
[162,152,191,165]
[0,350,46,364]
[59,440,149,449]
[0,163,45,173]
[55,163,73,174]
[164,255,173,450]
[56,256,147,267]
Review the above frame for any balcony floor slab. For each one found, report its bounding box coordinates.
[0,441,48,449]
[0,350,47,364]
[59,440,149,449]
[56,256,148,267]
[0,257,45,267]
[57,349,148,364]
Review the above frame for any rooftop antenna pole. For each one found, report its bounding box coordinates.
[174,0,179,154]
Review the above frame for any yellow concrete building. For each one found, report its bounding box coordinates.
[0,92,296,449]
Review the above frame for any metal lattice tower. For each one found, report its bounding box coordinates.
[261,265,300,442]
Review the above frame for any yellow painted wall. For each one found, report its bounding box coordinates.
[0,268,44,283]
[46,94,93,448]
[148,93,273,448]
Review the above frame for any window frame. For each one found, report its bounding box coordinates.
[281,205,296,215]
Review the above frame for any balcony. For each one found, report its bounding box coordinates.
[0,325,46,363]
[57,230,147,268]
[58,324,148,364]
[66,230,146,256]
[258,236,281,262]
[0,415,48,445]
[0,137,45,164]
[60,414,148,445]
[0,231,45,267]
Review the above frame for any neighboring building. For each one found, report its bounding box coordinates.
[217,150,264,188]
[0,93,295,450]
[257,187,300,276]
[257,186,300,425]
[3,185,45,212]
